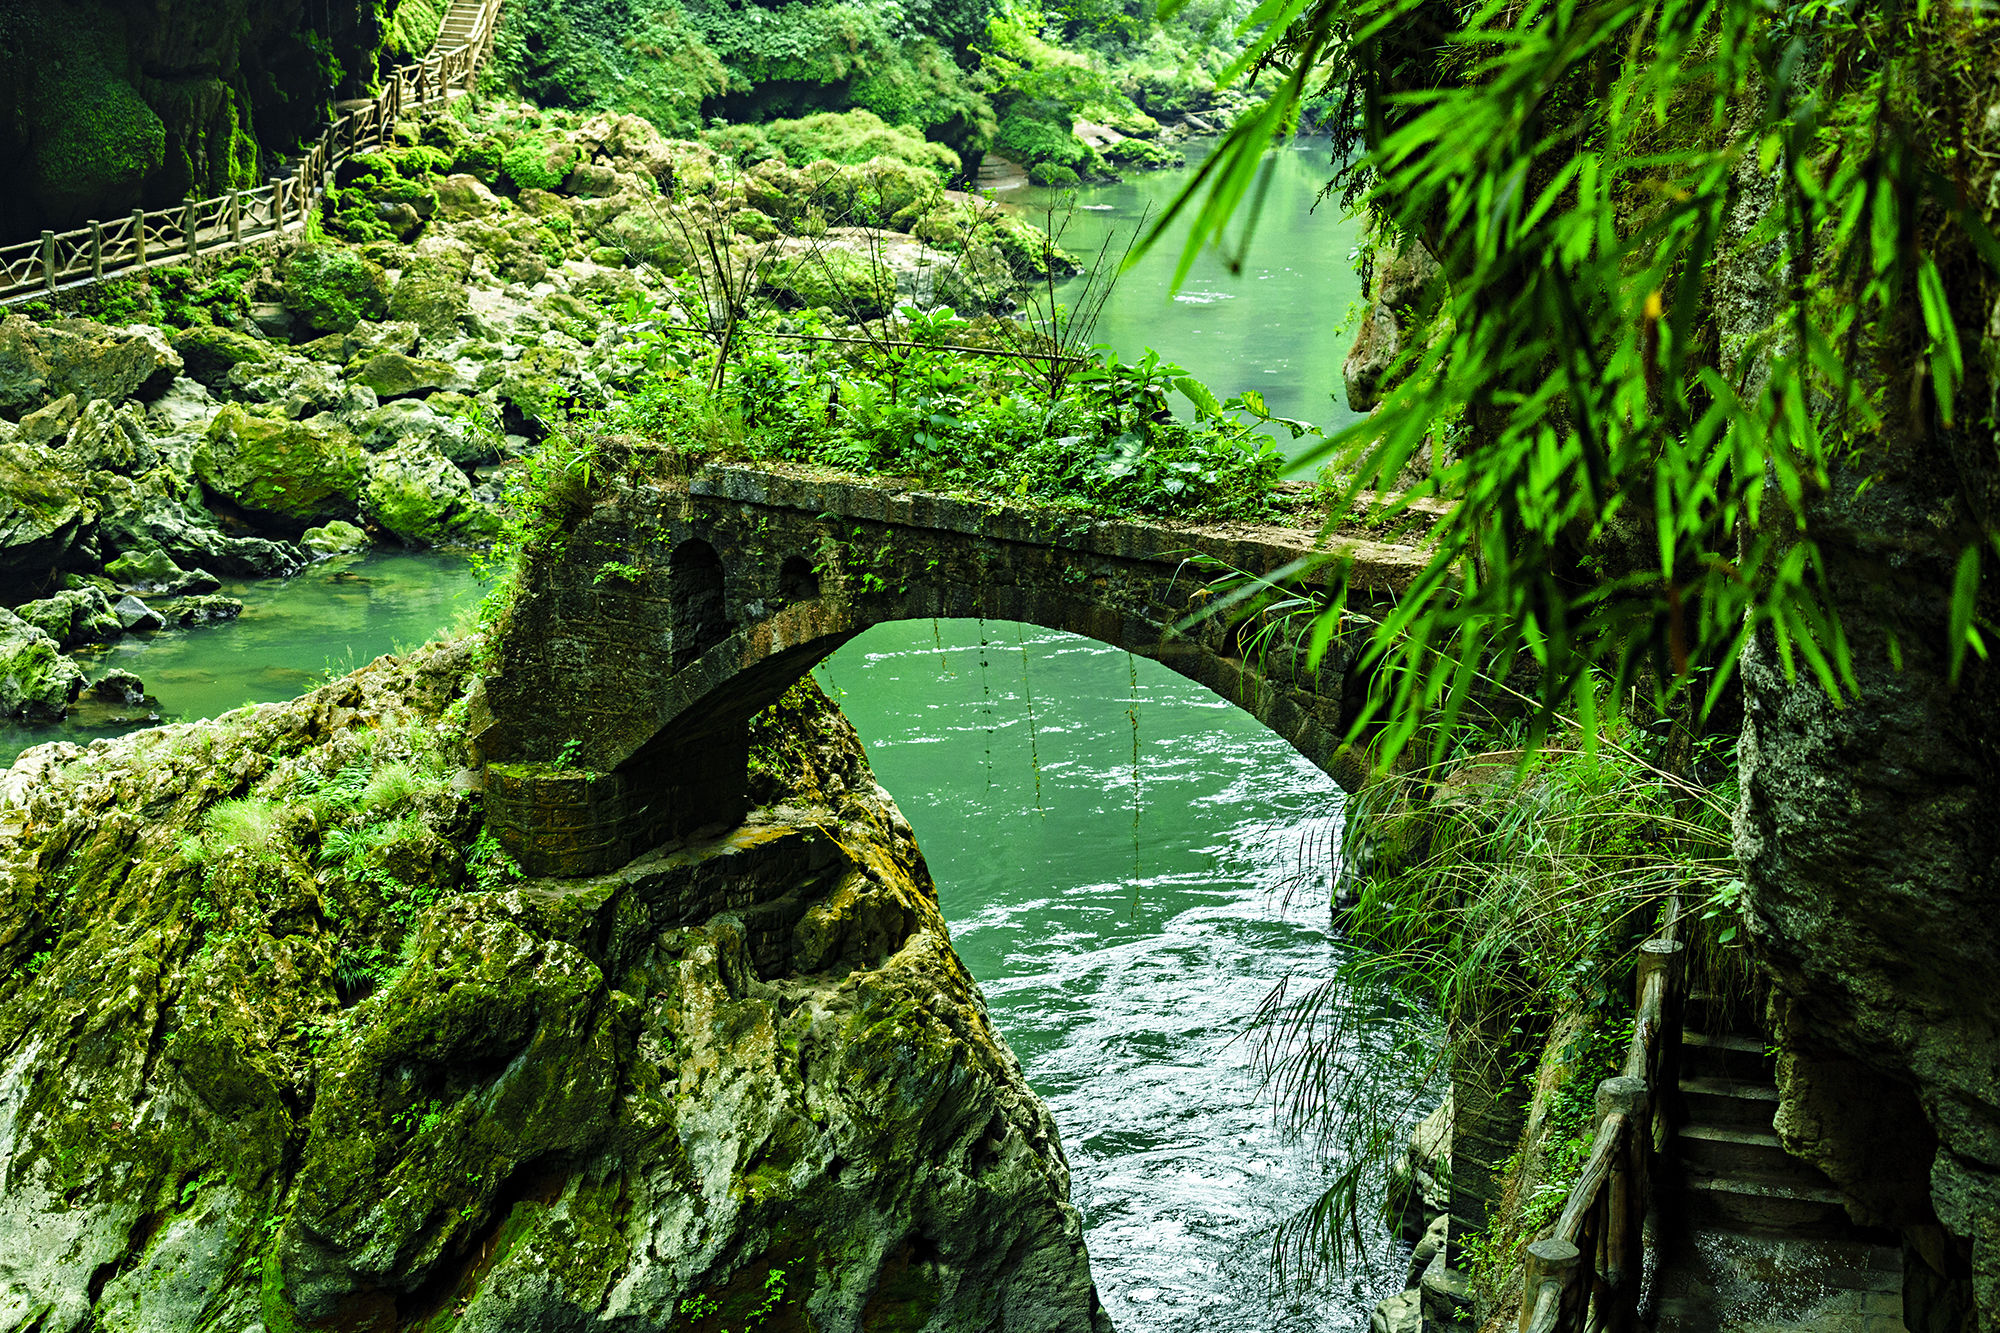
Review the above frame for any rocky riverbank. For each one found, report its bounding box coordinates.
[0,640,1112,1332]
[0,102,1072,727]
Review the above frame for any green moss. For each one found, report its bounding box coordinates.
[32,59,167,206]
[196,405,367,526]
[759,250,897,319]
[501,136,577,193]
[1027,161,1080,187]
[282,246,391,336]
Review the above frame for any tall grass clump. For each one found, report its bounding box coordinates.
[1257,710,1742,1286]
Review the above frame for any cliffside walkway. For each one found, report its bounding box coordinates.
[1504,919,1908,1333]
[471,456,1433,878]
[0,0,504,308]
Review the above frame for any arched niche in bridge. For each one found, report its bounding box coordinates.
[778,555,820,605]
[670,539,729,671]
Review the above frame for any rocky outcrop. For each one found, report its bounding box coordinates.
[0,647,1112,1332]
[1342,237,1442,417]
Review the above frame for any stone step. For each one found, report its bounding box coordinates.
[1682,1074,1782,1129]
[1682,1028,1772,1082]
[1677,1123,1811,1180]
[1680,1168,1853,1237]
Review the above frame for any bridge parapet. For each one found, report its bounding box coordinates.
[475,458,1427,877]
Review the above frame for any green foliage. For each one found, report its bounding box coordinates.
[492,0,730,137]
[1027,161,1080,187]
[387,0,446,56]
[762,110,960,176]
[606,300,1290,520]
[994,108,1095,174]
[1253,715,1736,1282]
[1152,0,2000,766]
[501,136,577,193]
[32,55,166,203]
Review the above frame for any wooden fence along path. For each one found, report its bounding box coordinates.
[0,0,504,307]
[1517,904,1687,1333]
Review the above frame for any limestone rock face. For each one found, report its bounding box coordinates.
[1737,428,2000,1324]
[0,651,1111,1333]
[1342,238,1442,415]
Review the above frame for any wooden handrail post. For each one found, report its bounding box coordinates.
[89,222,103,280]
[183,200,198,259]
[1520,1237,1581,1333]
[1637,938,1686,1140]
[1596,1076,1649,1331]
[230,191,243,244]
[134,209,147,265]
[40,231,55,293]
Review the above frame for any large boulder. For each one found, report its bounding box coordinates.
[62,399,160,474]
[0,652,1111,1333]
[0,606,83,718]
[0,441,90,577]
[360,441,497,546]
[282,246,392,337]
[352,352,471,401]
[0,317,182,415]
[388,238,474,344]
[195,406,365,529]
[0,314,52,414]
[171,325,274,390]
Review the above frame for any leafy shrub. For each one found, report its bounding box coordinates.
[1102,136,1180,169]
[995,108,1095,173]
[763,110,960,176]
[501,136,578,192]
[1028,161,1080,187]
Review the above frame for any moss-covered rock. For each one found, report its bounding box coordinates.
[359,441,497,546]
[352,351,470,401]
[195,405,364,528]
[387,238,474,344]
[170,324,273,390]
[0,440,90,578]
[301,519,370,558]
[12,586,122,650]
[760,249,897,319]
[0,606,83,718]
[0,656,1110,1333]
[281,246,391,337]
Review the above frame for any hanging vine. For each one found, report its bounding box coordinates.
[1019,632,1045,814]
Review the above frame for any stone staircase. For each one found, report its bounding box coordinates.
[1652,1000,1908,1333]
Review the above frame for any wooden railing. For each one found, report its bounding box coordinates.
[1517,903,1686,1333]
[0,0,504,308]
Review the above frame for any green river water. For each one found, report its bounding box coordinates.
[2,151,1411,1329]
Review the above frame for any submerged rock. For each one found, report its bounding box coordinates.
[0,650,1110,1333]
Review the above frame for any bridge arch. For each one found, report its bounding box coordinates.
[473,459,1424,877]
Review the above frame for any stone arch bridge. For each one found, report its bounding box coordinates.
[472,459,1429,877]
